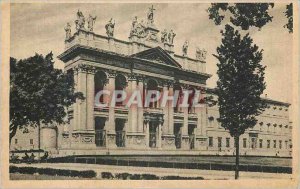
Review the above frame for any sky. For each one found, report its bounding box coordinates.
[10,3,293,104]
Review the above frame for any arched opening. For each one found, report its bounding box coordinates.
[188,87,196,113]
[115,74,127,106]
[173,84,183,113]
[94,71,107,106]
[147,79,159,108]
[95,117,106,147]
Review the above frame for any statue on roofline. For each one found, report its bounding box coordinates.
[161,29,167,43]
[196,47,207,61]
[182,40,189,57]
[105,18,115,37]
[168,30,176,45]
[147,5,156,25]
[87,14,97,32]
[64,22,72,40]
[75,9,85,30]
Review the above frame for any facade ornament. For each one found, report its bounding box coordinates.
[168,30,176,45]
[87,14,97,32]
[196,47,207,61]
[64,22,72,40]
[182,40,189,57]
[161,29,167,43]
[129,17,146,38]
[75,10,85,30]
[105,18,115,37]
[147,5,156,26]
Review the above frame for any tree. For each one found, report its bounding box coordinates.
[10,52,84,150]
[214,25,267,179]
[284,3,293,33]
[208,3,274,30]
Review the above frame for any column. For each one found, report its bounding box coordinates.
[86,69,95,131]
[105,72,116,133]
[145,121,150,148]
[168,84,174,135]
[137,78,144,133]
[182,86,189,149]
[77,66,87,131]
[73,68,79,131]
[162,83,169,135]
[104,72,116,148]
[157,122,162,148]
[128,75,138,133]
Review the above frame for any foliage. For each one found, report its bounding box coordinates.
[214,24,267,137]
[9,52,84,142]
[208,3,274,30]
[284,3,293,33]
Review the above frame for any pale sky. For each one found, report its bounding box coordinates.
[10,3,293,104]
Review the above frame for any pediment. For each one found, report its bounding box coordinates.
[130,46,182,68]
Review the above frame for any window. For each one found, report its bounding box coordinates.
[251,138,257,149]
[267,140,270,148]
[208,137,213,147]
[243,138,247,148]
[285,141,288,149]
[273,140,277,148]
[226,138,230,148]
[259,139,263,148]
[218,137,222,148]
[279,140,282,149]
[15,139,18,144]
[30,139,33,145]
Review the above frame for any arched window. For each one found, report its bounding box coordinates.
[147,79,159,108]
[115,74,127,106]
[94,71,107,106]
[173,84,183,113]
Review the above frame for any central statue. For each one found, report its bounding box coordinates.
[147,5,156,25]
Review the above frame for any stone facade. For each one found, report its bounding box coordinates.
[10,8,292,158]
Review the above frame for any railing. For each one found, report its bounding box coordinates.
[116,131,125,147]
[95,130,106,147]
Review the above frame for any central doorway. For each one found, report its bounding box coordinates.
[149,122,158,148]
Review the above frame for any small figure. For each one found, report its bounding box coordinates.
[147,5,156,25]
[105,18,115,37]
[182,40,189,57]
[130,16,138,36]
[75,9,85,30]
[136,20,146,38]
[196,47,207,61]
[168,30,176,44]
[64,22,72,40]
[29,152,35,162]
[87,14,97,32]
[161,29,167,43]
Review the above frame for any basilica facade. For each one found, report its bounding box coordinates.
[10,8,292,157]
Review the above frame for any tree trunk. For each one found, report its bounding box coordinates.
[235,136,240,179]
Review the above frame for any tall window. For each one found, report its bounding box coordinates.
[267,140,270,148]
[273,140,277,148]
[251,138,257,149]
[243,138,247,148]
[15,139,18,144]
[279,140,282,149]
[30,139,33,145]
[218,137,222,148]
[208,137,213,147]
[259,139,263,148]
[226,138,230,148]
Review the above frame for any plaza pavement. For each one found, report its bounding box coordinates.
[12,163,292,180]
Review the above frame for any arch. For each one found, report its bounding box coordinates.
[94,71,108,104]
[146,79,159,108]
[188,87,196,113]
[115,74,128,106]
[173,84,183,112]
